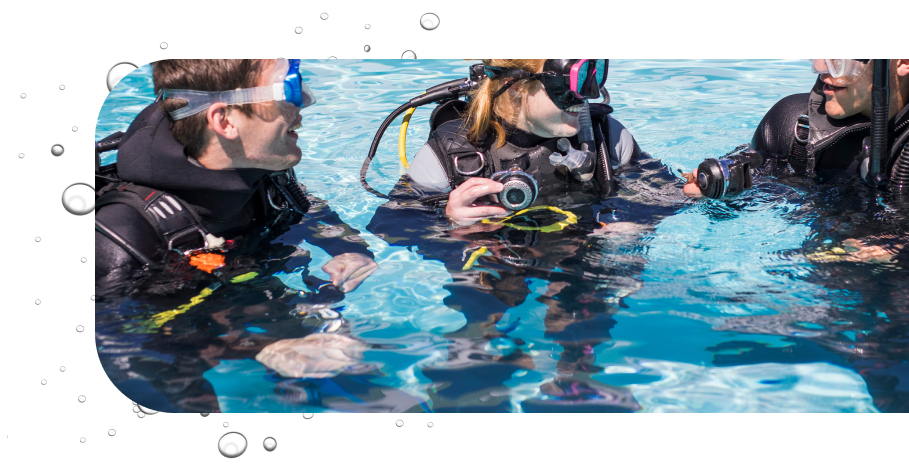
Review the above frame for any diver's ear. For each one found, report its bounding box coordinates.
[207,103,239,140]
[895,59,909,77]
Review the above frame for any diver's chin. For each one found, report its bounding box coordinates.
[823,101,848,120]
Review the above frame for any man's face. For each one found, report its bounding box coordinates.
[229,59,303,171]
[818,59,874,120]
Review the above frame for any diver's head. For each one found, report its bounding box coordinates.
[153,59,316,171]
[466,59,608,147]
[812,59,909,120]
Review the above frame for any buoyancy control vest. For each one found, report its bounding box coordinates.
[767,79,909,179]
[422,100,618,206]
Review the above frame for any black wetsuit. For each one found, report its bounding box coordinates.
[716,78,909,412]
[366,110,688,412]
[750,78,909,182]
[94,102,387,412]
[95,101,374,292]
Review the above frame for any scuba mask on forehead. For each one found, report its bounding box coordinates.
[485,59,609,110]
[161,59,317,120]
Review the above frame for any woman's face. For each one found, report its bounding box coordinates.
[514,81,586,138]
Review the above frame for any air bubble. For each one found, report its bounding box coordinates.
[365,24,371,29]
[81,257,87,263]
[76,325,84,332]
[302,413,314,419]
[106,62,138,91]
[60,366,66,372]
[132,406,140,413]
[59,85,65,90]
[160,42,168,49]
[62,183,95,216]
[328,56,337,60]
[364,45,371,53]
[294,26,302,34]
[41,379,47,385]
[395,419,404,427]
[138,405,158,415]
[72,126,78,132]
[137,412,145,418]
[223,422,229,428]
[35,237,41,242]
[263,437,277,452]
[35,299,41,305]
[401,50,417,60]
[320,12,328,20]
[91,295,95,301]
[218,432,247,459]
[51,144,64,156]
[78,395,86,403]
[20,93,27,99]
[80,437,86,443]
[427,422,433,428]
[108,429,116,437]
[420,13,440,30]
[18,153,24,159]
[201,413,210,417]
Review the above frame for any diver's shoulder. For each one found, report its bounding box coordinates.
[95,202,161,275]
[430,116,468,139]
[766,93,810,121]
[96,203,161,249]
[751,92,809,153]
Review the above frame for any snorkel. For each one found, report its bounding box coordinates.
[864,59,890,184]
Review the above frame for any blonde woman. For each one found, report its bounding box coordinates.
[366,60,686,411]
[402,59,644,224]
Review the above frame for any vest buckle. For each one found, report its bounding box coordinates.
[453,151,485,176]
[793,114,810,145]
[168,228,210,255]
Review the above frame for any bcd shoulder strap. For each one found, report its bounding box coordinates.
[96,182,211,257]
[788,109,811,171]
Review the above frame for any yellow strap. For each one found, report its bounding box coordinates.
[399,107,416,169]
[137,271,260,332]
[230,271,259,283]
[149,286,216,328]
[481,205,578,233]
[462,246,488,270]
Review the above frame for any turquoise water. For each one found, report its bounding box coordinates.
[96,60,902,413]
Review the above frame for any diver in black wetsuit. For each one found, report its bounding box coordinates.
[364,60,687,412]
[95,59,377,294]
[687,59,909,250]
[94,59,387,412]
[684,59,909,412]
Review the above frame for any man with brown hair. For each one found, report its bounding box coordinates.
[95,59,376,293]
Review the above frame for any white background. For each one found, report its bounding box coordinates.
[1,1,904,470]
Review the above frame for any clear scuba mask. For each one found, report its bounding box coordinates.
[485,59,608,110]
[161,59,317,120]
[810,59,871,87]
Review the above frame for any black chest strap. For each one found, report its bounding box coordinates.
[96,182,212,257]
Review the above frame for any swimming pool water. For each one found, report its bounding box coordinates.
[95,60,906,413]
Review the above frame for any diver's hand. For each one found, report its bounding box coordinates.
[682,170,703,197]
[841,238,902,263]
[446,177,509,224]
[322,253,378,293]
